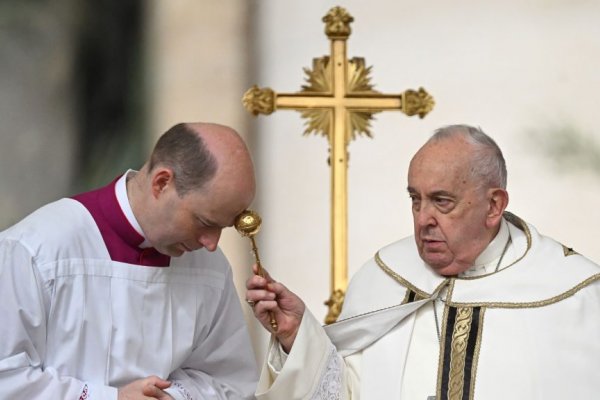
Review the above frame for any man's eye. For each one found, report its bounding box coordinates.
[409,196,421,209]
[435,198,452,207]
[196,218,208,227]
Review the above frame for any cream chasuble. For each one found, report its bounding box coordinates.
[256,214,600,399]
[401,218,512,399]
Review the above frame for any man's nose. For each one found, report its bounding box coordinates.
[199,228,222,252]
[415,203,437,228]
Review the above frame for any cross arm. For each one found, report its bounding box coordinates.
[242,85,435,118]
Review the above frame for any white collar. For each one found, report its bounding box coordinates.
[115,170,151,248]
[460,218,511,277]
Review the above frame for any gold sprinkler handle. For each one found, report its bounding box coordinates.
[249,237,265,278]
[235,210,278,332]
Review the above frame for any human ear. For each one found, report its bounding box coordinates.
[151,168,174,198]
[486,188,509,228]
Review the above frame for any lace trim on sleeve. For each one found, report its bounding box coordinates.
[171,381,194,400]
[78,384,89,400]
[310,344,342,400]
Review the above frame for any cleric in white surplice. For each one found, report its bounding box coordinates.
[0,123,258,399]
[246,125,600,400]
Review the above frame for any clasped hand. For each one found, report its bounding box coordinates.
[245,264,305,353]
[118,376,173,400]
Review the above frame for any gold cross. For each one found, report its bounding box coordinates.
[243,6,434,323]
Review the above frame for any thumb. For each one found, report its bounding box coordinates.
[147,376,171,389]
[154,379,171,390]
[266,281,289,297]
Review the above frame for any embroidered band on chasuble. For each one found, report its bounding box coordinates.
[402,289,429,304]
[437,306,485,400]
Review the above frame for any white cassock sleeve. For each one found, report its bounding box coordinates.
[164,267,258,400]
[0,239,118,399]
[256,310,360,400]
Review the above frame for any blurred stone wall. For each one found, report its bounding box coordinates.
[0,0,146,228]
[0,1,78,228]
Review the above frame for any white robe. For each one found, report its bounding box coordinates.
[0,190,257,399]
[256,214,600,399]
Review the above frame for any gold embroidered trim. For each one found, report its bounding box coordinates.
[447,273,600,309]
[503,211,532,249]
[399,288,429,305]
[437,304,484,400]
[400,288,412,305]
[332,301,416,324]
[375,211,600,308]
[375,212,532,288]
[447,307,473,400]
[414,292,429,302]
[562,244,578,257]
[447,279,456,302]
[469,307,485,399]
[374,252,449,298]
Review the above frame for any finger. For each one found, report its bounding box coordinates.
[249,283,290,315]
[145,376,171,390]
[246,289,276,303]
[252,300,280,330]
[253,299,280,318]
[246,274,269,290]
[253,264,276,283]
[266,281,289,297]
[257,298,302,334]
[142,384,170,398]
[154,380,172,390]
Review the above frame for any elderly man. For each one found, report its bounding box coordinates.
[0,123,258,399]
[246,125,600,399]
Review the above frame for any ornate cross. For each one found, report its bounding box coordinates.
[243,6,434,323]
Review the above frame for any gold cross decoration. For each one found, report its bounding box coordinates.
[243,6,434,324]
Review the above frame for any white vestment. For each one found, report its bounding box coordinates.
[256,214,600,399]
[0,175,257,399]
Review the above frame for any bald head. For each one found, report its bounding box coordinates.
[129,123,256,256]
[148,122,255,198]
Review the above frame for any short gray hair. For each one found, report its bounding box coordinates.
[429,124,507,189]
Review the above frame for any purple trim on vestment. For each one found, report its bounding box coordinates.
[72,176,171,267]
